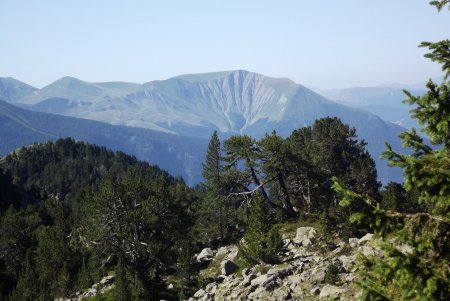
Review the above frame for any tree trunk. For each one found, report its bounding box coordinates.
[247,158,275,209]
[277,172,297,217]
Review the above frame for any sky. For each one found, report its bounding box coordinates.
[1,0,449,89]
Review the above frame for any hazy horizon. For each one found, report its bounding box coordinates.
[3,69,440,92]
[1,0,449,89]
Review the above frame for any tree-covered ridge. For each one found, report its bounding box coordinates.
[0,138,176,203]
[0,138,193,300]
[0,99,208,186]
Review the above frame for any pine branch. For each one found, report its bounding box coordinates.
[430,0,450,11]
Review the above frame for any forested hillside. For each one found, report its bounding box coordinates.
[0,139,195,300]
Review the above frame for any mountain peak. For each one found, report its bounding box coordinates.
[168,69,268,83]
[0,77,38,103]
[51,76,86,86]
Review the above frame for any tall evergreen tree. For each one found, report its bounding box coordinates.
[258,132,296,217]
[288,126,318,213]
[8,251,38,301]
[240,194,282,264]
[80,168,186,299]
[333,2,449,299]
[203,131,222,191]
[201,131,226,240]
[114,255,132,301]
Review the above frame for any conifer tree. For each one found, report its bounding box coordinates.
[201,131,227,240]
[9,251,38,301]
[258,132,297,217]
[333,2,449,299]
[114,255,132,301]
[240,194,282,264]
[80,168,185,299]
[203,131,221,191]
[77,256,92,290]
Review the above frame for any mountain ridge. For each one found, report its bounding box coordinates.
[2,70,407,183]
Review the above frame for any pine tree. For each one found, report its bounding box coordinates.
[240,195,270,264]
[9,251,38,301]
[114,255,132,301]
[201,131,226,240]
[77,256,92,290]
[258,132,296,217]
[240,194,282,264]
[333,2,449,299]
[176,241,197,285]
[203,131,221,191]
[80,168,185,299]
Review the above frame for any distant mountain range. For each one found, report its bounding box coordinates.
[318,86,426,129]
[0,70,412,184]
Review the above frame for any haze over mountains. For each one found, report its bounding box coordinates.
[0,100,207,185]
[319,86,426,130]
[0,70,412,184]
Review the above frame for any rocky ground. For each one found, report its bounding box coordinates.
[187,227,379,301]
[55,275,115,301]
[56,226,379,301]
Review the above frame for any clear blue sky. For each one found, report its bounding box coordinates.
[1,0,449,89]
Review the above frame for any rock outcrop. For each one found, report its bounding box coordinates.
[188,227,378,301]
[55,275,114,301]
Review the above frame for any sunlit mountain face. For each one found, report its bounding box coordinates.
[1,70,408,184]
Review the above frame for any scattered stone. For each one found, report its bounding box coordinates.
[196,248,214,263]
[248,286,269,299]
[216,245,239,261]
[221,260,239,276]
[242,268,251,278]
[310,266,326,284]
[338,255,357,272]
[310,286,321,295]
[397,243,414,255]
[358,245,375,257]
[358,233,374,245]
[215,275,226,283]
[270,287,292,300]
[332,244,344,254]
[200,293,212,301]
[143,228,367,301]
[100,275,114,286]
[205,282,217,294]
[287,274,302,286]
[319,284,346,299]
[311,255,324,263]
[266,266,286,275]
[349,237,359,248]
[193,289,206,298]
[85,288,96,297]
[293,227,317,247]
[216,246,229,257]
[250,274,269,287]
[342,273,357,283]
